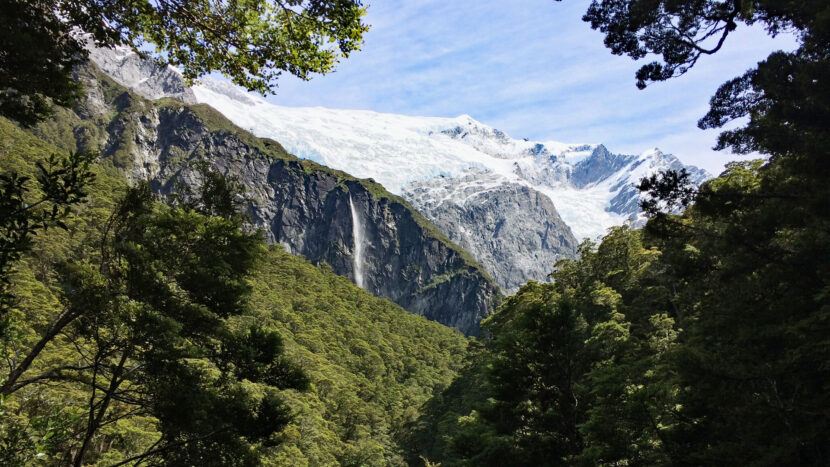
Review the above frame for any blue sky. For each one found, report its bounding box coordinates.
[266,0,797,174]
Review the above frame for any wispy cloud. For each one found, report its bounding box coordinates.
[267,0,797,174]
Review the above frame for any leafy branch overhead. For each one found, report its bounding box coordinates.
[0,0,368,125]
[575,1,827,91]
[638,168,697,217]
[93,0,370,93]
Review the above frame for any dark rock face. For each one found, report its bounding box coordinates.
[243,160,499,335]
[570,145,711,221]
[53,66,500,335]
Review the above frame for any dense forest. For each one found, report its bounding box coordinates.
[2,0,829,465]
[0,117,469,465]
[404,0,830,463]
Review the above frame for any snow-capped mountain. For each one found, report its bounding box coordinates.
[87,43,197,104]
[89,47,710,293]
[188,80,709,291]
[190,79,708,238]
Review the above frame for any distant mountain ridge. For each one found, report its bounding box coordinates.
[88,46,710,293]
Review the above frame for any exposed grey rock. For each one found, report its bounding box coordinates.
[598,149,710,219]
[570,145,636,188]
[403,170,577,294]
[84,46,711,296]
[87,44,197,104]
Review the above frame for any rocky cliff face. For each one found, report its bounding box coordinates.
[570,145,635,188]
[403,170,577,294]
[33,65,500,335]
[87,44,197,104]
[85,46,710,295]
[571,145,711,222]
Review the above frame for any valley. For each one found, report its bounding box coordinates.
[3,2,825,463]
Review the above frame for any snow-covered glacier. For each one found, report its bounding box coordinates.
[89,47,710,293]
[191,79,709,239]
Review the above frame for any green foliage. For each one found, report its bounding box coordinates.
[0,0,85,126]
[0,394,79,466]
[0,117,130,464]
[645,161,830,464]
[408,228,680,466]
[586,1,830,462]
[581,0,742,88]
[579,1,829,89]
[0,0,368,125]
[0,152,95,319]
[169,160,251,223]
[414,137,829,466]
[249,246,468,466]
[69,181,312,466]
[0,121,307,464]
[0,167,309,465]
[90,0,368,93]
[1,116,470,465]
[400,340,491,465]
[568,3,830,462]
[416,159,829,466]
[577,1,830,187]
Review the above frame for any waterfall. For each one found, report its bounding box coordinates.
[349,194,365,289]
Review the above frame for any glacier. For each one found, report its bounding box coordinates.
[191,79,709,240]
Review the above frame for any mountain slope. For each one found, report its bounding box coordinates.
[30,63,500,335]
[191,80,709,291]
[250,246,470,466]
[404,170,575,292]
[190,79,709,237]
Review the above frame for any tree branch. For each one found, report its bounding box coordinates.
[106,430,221,467]
[4,364,92,393]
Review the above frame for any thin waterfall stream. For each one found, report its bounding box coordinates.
[349,195,365,288]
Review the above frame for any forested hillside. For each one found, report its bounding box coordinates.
[398,0,830,463]
[406,193,829,465]
[250,248,467,465]
[0,118,468,465]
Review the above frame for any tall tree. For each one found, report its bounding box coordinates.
[0,0,87,126]
[0,152,95,335]
[642,160,830,465]
[575,1,830,464]
[446,228,681,466]
[1,171,308,465]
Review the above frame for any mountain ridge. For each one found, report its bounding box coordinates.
[31,61,500,335]
[87,45,709,293]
